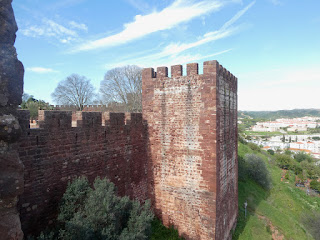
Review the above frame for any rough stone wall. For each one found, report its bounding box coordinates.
[214,62,238,240]
[17,110,149,236]
[142,60,237,240]
[0,0,24,239]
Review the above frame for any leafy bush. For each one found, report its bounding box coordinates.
[247,142,261,152]
[244,154,272,190]
[294,152,313,163]
[238,155,247,181]
[310,180,320,192]
[58,177,154,240]
[302,212,320,239]
[300,161,320,179]
[275,154,293,169]
[30,177,154,240]
[267,149,274,155]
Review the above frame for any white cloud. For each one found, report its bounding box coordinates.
[221,1,255,30]
[69,21,88,31]
[26,67,58,73]
[104,1,254,68]
[21,19,81,43]
[72,0,226,52]
[125,0,151,13]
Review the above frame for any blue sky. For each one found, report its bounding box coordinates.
[12,0,320,110]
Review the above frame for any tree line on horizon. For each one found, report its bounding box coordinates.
[22,65,143,115]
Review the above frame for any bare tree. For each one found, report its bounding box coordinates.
[100,65,142,112]
[52,74,95,111]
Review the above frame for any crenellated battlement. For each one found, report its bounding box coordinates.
[18,110,144,130]
[142,60,237,84]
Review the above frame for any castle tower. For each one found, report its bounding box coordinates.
[142,60,238,240]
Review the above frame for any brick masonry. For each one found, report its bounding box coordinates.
[142,60,238,240]
[17,110,149,236]
[15,59,237,240]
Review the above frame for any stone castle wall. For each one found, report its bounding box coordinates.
[142,61,238,240]
[16,60,237,240]
[16,110,149,236]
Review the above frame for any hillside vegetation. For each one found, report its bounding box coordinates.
[240,109,320,120]
[233,141,320,240]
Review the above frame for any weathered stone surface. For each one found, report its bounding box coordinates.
[0,208,23,240]
[0,0,17,44]
[142,60,238,240]
[0,0,24,239]
[17,111,149,236]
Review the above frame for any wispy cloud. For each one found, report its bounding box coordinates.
[125,0,151,13]
[104,1,254,68]
[69,21,88,31]
[106,49,232,69]
[20,18,87,43]
[269,0,282,6]
[26,67,58,73]
[72,0,226,52]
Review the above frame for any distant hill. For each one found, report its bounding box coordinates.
[239,109,320,120]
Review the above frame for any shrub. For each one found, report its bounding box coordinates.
[244,154,272,190]
[302,212,320,239]
[294,152,313,163]
[310,180,320,192]
[300,161,320,179]
[247,142,261,152]
[238,155,247,181]
[267,149,274,155]
[275,154,293,169]
[58,177,154,240]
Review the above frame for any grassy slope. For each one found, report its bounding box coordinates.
[233,143,320,240]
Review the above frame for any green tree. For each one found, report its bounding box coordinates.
[244,154,272,190]
[310,180,320,192]
[267,149,274,155]
[275,154,293,169]
[21,93,53,120]
[294,152,313,163]
[58,177,154,240]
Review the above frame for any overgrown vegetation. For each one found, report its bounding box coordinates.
[243,154,272,190]
[29,177,184,240]
[21,93,53,119]
[30,177,154,240]
[234,140,320,240]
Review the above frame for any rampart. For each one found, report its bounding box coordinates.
[142,61,238,240]
[16,110,149,236]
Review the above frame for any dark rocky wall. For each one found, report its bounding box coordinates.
[0,0,24,239]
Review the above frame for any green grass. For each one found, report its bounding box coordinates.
[234,143,320,240]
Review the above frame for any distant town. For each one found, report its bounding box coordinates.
[239,116,320,160]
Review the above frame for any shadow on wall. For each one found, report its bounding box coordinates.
[16,110,152,237]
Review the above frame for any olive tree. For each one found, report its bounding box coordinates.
[51,74,95,111]
[100,65,142,112]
